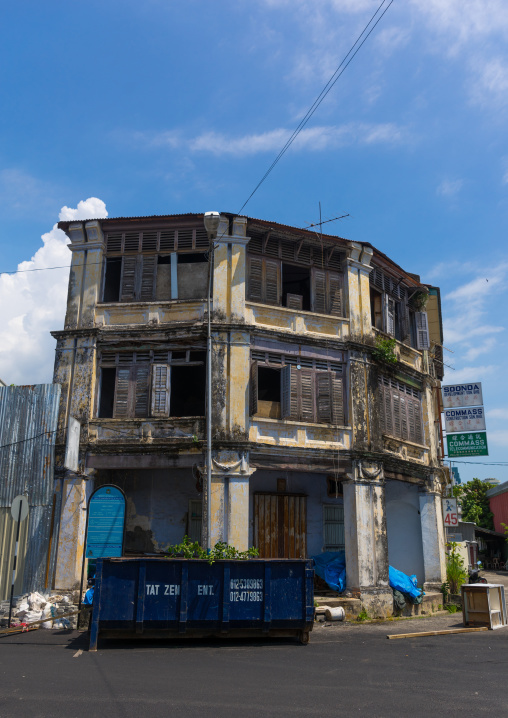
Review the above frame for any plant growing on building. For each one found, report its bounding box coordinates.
[409,289,428,312]
[356,609,369,622]
[446,542,468,595]
[372,336,397,365]
[164,536,259,565]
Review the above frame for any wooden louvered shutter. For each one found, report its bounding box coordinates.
[290,364,299,420]
[385,296,395,336]
[312,269,327,314]
[400,393,408,440]
[151,364,170,417]
[382,382,393,435]
[134,365,150,417]
[281,364,292,419]
[248,257,263,302]
[264,259,280,305]
[399,300,410,343]
[331,375,344,425]
[114,367,131,417]
[300,369,314,422]
[249,362,258,416]
[328,272,343,316]
[415,311,430,350]
[316,372,333,424]
[139,256,157,301]
[393,391,401,437]
[407,395,416,443]
[120,257,138,302]
[412,395,423,444]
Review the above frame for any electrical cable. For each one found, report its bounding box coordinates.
[236,0,394,215]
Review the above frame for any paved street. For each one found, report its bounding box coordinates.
[1,614,507,718]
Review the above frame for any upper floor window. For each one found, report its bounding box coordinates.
[250,350,345,425]
[102,227,210,303]
[246,231,345,317]
[378,375,423,444]
[97,348,206,419]
[370,267,430,350]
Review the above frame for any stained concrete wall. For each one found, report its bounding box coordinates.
[248,470,343,556]
[95,469,202,552]
[385,480,425,584]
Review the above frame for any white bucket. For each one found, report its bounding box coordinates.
[325,606,345,621]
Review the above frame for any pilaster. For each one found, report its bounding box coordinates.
[54,473,94,591]
[419,473,446,591]
[346,242,373,340]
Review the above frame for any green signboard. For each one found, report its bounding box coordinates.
[447,432,489,458]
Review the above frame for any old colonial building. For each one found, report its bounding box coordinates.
[51,212,447,616]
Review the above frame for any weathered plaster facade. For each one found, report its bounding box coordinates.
[51,212,447,615]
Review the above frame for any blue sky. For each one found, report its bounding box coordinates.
[1,0,507,483]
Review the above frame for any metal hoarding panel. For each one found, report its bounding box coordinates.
[447,432,489,458]
[442,382,483,408]
[0,507,29,602]
[0,384,61,507]
[444,406,486,433]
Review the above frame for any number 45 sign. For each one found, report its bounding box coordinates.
[442,498,459,527]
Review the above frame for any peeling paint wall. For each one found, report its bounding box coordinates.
[385,479,425,584]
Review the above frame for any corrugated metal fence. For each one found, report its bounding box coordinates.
[0,384,61,600]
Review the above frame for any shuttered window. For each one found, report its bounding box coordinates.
[247,252,344,317]
[378,375,423,444]
[252,361,345,425]
[113,364,151,418]
[370,266,413,344]
[323,505,344,551]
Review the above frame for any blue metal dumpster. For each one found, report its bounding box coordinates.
[89,557,314,650]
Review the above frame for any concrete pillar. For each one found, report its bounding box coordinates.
[212,215,249,323]
[346,242,373,341]
[419,475,447,591]
[63,221,105,330]
[343,460,392,617]
[54,474,93,591]
[201,451,254,550]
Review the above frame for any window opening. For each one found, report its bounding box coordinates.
[103,258,122,303]
[282,263,311,310]
[177,253,208,264]
[98,367,116,418]
[170,364,206,417]
[257,366,281,418]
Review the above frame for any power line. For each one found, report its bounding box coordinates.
[236,0,394,215]
[0,428,60,450]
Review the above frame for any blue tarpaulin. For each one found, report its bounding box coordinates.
[389,566,422,601]
[311,551,346,593]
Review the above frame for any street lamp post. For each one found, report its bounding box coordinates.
[203,212,221,550]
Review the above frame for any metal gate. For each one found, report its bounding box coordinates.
[254,493,306,558]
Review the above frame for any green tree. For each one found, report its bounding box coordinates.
[454,478,495,530]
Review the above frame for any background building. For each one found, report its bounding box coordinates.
[51,212,446,616]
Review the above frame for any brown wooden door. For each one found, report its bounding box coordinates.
[254,493,307,558]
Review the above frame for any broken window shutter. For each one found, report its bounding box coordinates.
[331,376,345,425]
[300,369,314,422]
[139,255,157,301]
[328,272,343,317]
[264,259,280,305]
[248,257,263,302]
[316,372,333,424]
[249,361,258,416]
[120,256,138,302]
[151,364,170,416]
[312,269,327,314]
[281,364,292,418]
[114,367,131,417]
[385,296,395,336]
[134,365,150,417]
[415,311,430,350]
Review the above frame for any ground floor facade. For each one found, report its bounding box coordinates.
[53,448,446,618]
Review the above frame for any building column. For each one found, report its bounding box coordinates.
[201,451,255,550]
[343,460,392,617]
[346,242,374,341]
[419,474,446,591]
[53,473,94,592]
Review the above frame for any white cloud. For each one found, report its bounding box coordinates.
[443,364,499,384]
[0,198,108,385]
[437,179,463,198]
[486,430,508,447]
[463,337,498,362]
[487,409,508,420]
[58,197,108,222]
[126,122,410,157]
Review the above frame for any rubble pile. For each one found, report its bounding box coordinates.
[0,591,78,630]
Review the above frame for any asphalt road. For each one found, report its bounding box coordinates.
[1,615,507,718]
